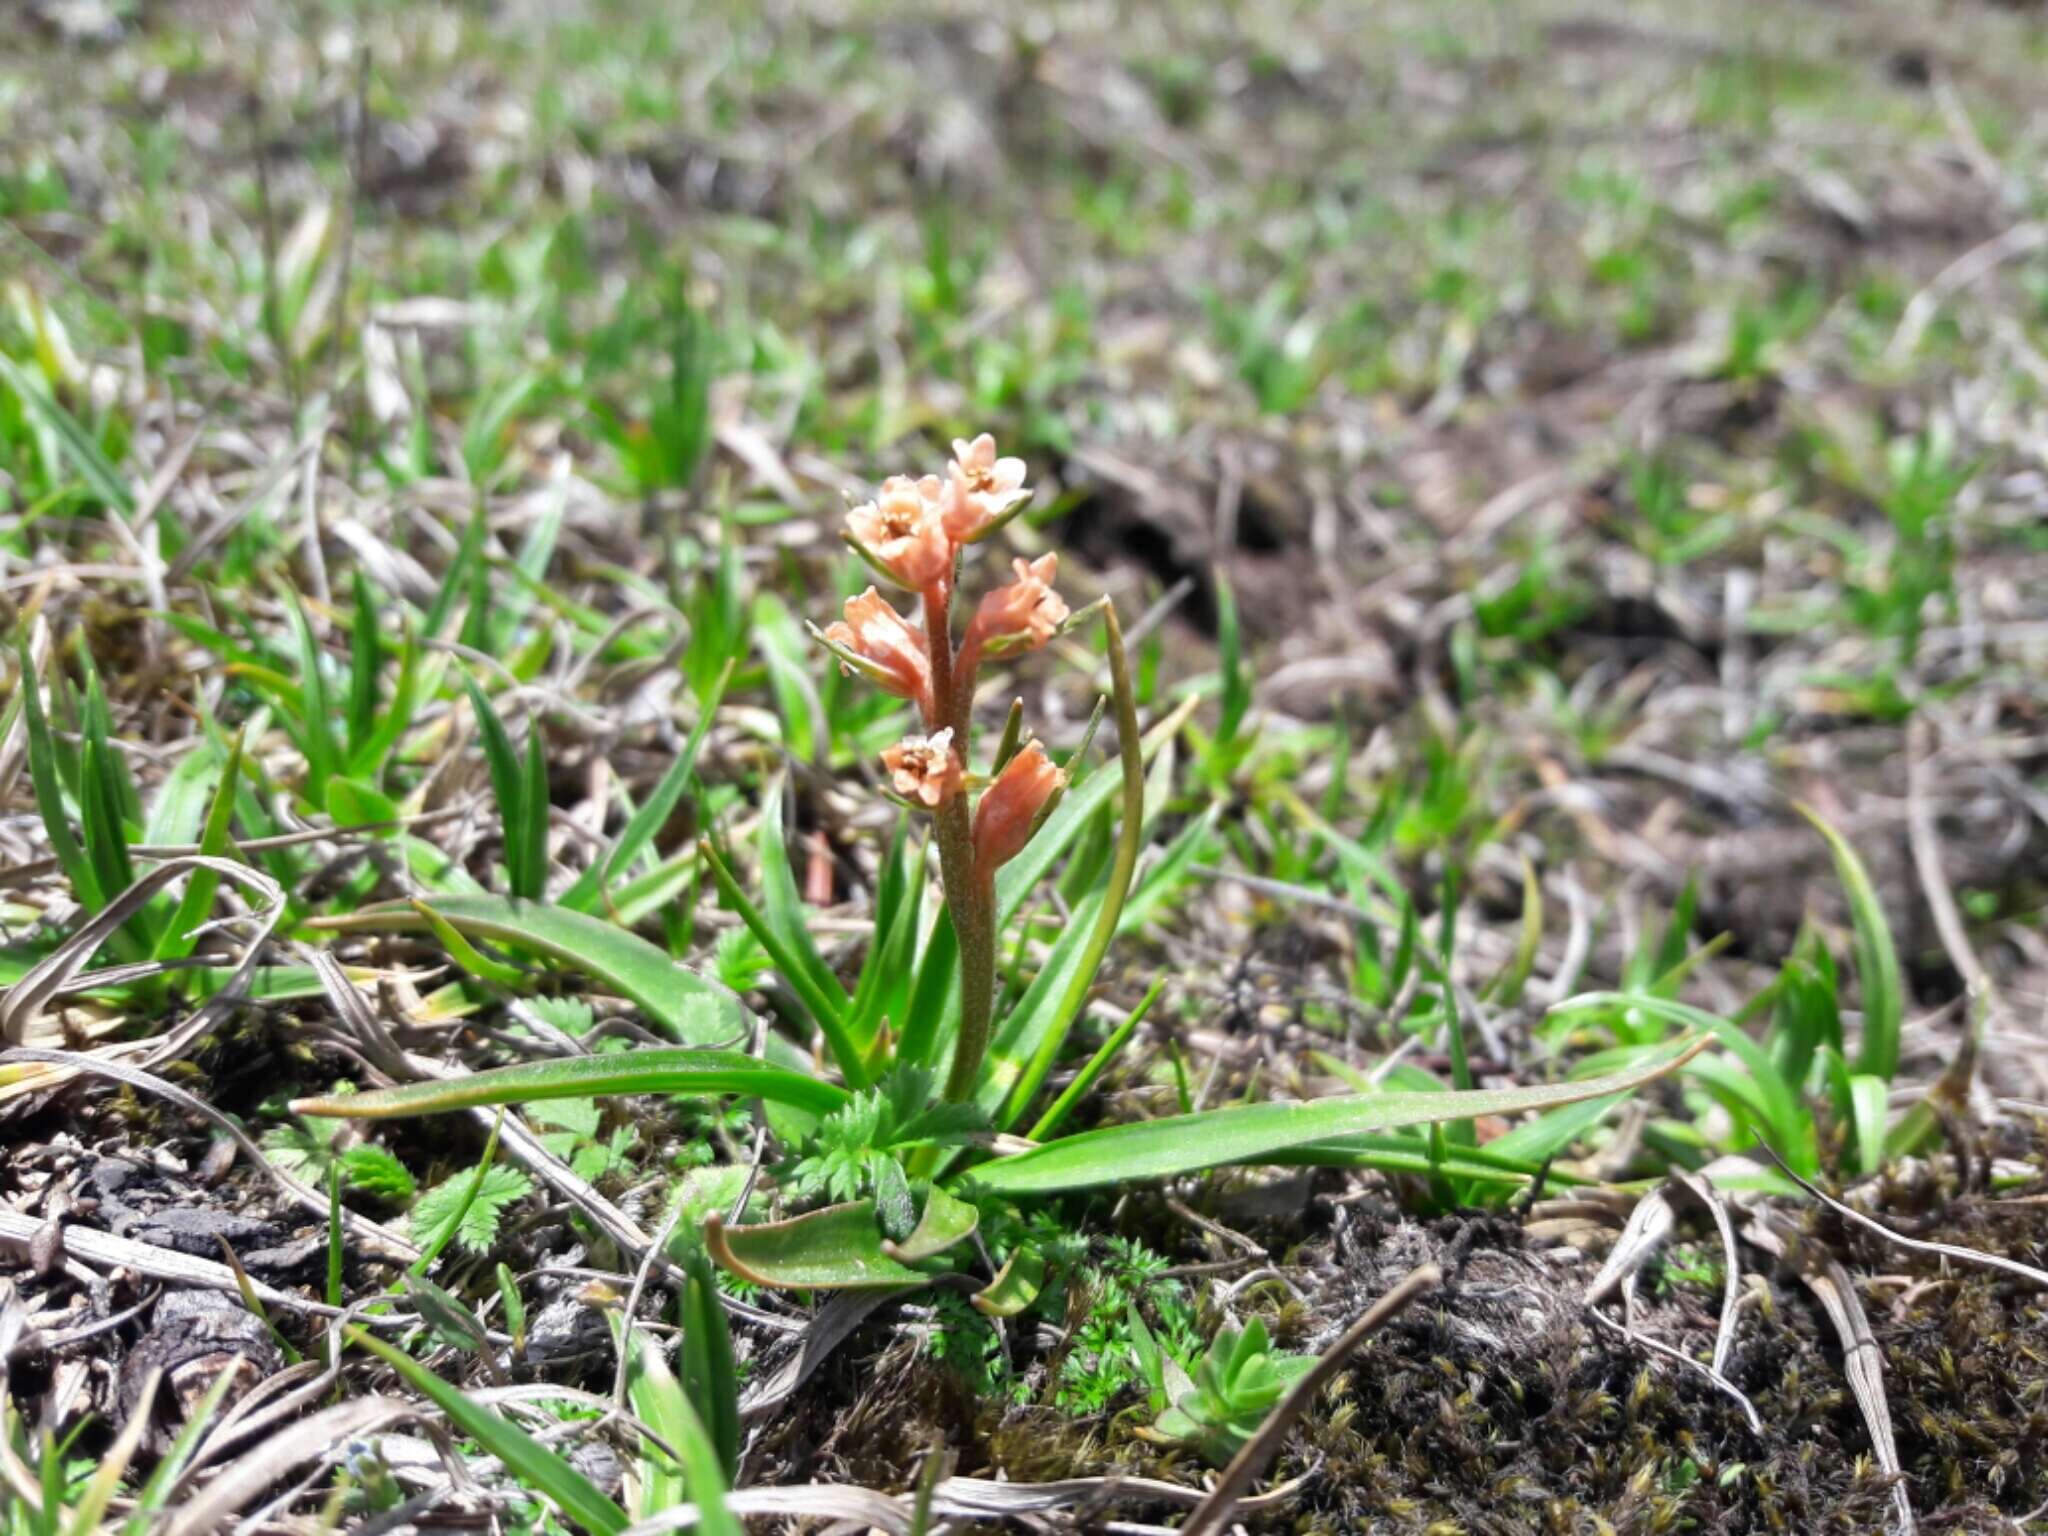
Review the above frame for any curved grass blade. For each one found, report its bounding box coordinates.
[963,1035,1708,1197]
[307,894,745,1044]
[350,1327,627,1535]
[291,1048,848,1121]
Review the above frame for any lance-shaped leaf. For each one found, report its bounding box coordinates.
[291,1048,848,1121]
[962,1035,1708,1197]
[307,894,745,1044]
[703,1202,934,1290]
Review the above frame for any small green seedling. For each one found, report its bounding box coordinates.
[1133,1314,1313,1466]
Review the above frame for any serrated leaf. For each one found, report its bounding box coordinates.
[410,1164,531,1256]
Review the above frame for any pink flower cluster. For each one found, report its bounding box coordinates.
[819,435,1067,872]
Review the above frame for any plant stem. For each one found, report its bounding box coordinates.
[921,581,996,1102]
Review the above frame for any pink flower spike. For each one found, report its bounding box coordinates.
[943,433,1031,541]
[847,474,953,591]
[964,554,1068,663]
[882,728,963,809]
[824,587,933,717]
[972,740,1063,872]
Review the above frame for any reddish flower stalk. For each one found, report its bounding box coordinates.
[816,436,1062,1100]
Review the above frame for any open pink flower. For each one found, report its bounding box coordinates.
[882,728,962,808]
[964,554,1068,663]
[825,587,933,717]
[972,740,1063,871]
[847,474,953,590]
[942,433,1031,541]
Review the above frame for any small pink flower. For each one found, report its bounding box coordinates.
[882,727,963,809]
[942,433,1031,541]
[825,587,933,716]
[972,740,1063,871]
[847,474,953,590]
[964,554,1068,662]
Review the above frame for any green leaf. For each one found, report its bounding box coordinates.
[346,568,383,757]
[756,777,848,1017]
[157,730,243,963]
[698,838,866,1085]
[882,1186,979,1264]
[18,641,101,911]
[560,658,729,913]
[338,1144,416,1201]
[349,1327,627,1536]
[677,1241,741,1483]
[284,588,339,804]
[467,677,532,897]
[963,1035,1707,1196]
[703,1202,931,1289]
[292,1047,849,1122]
[1565,992,1819,1175]
[409,1162,530,1260]
[1798,805,1903,1082]
[306,894,746,1044]
[0,351,133,515]
[1847,1072,1890,1178]
[972,1243,1046,1317]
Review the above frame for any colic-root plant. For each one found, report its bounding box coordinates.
[296,434,1707,1304]
[813,435,1070,1100]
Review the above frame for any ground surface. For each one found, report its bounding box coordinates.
[4,0,2048,1532]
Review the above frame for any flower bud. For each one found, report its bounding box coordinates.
[847,474,953,591]
[972,740,1063,871]
[824,587,933,717]
[942,433,1031,541]
[881,727,963,809]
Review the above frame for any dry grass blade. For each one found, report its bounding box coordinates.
[0,1207,347,1315]
[162,1396,417,1536]
[0,855,284,1048]
[0,1045,418,1262]
[1744,1213,1915,1536]
[1584,1185,1678,1306]
[739,1288,911,1421]
[1671,1169,1745,1377]
[1179,1262,1441,1536]
[1757,1142,2048,1290]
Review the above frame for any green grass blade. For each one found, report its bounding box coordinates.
[1559,991,1818,1174]
[519,727,549,900]
[755,777,848,1015]
[963,1035,1707,1196]
[346,568,383,758]
[466,677,531,897]
[17,641,101,910]
[997,603,1148,1127]
[157,729,243,963]
[308,894,747,1044]
[0,352,133,516]
[283,588,339,804]
[291,1047,849,1121]
[561,657,730,914]
[350,1327,627,1535]
[677,1241,741,1482]
[1026,977,1165,1142]
[1798,804,1903,1082]
[698,837,866,1086]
